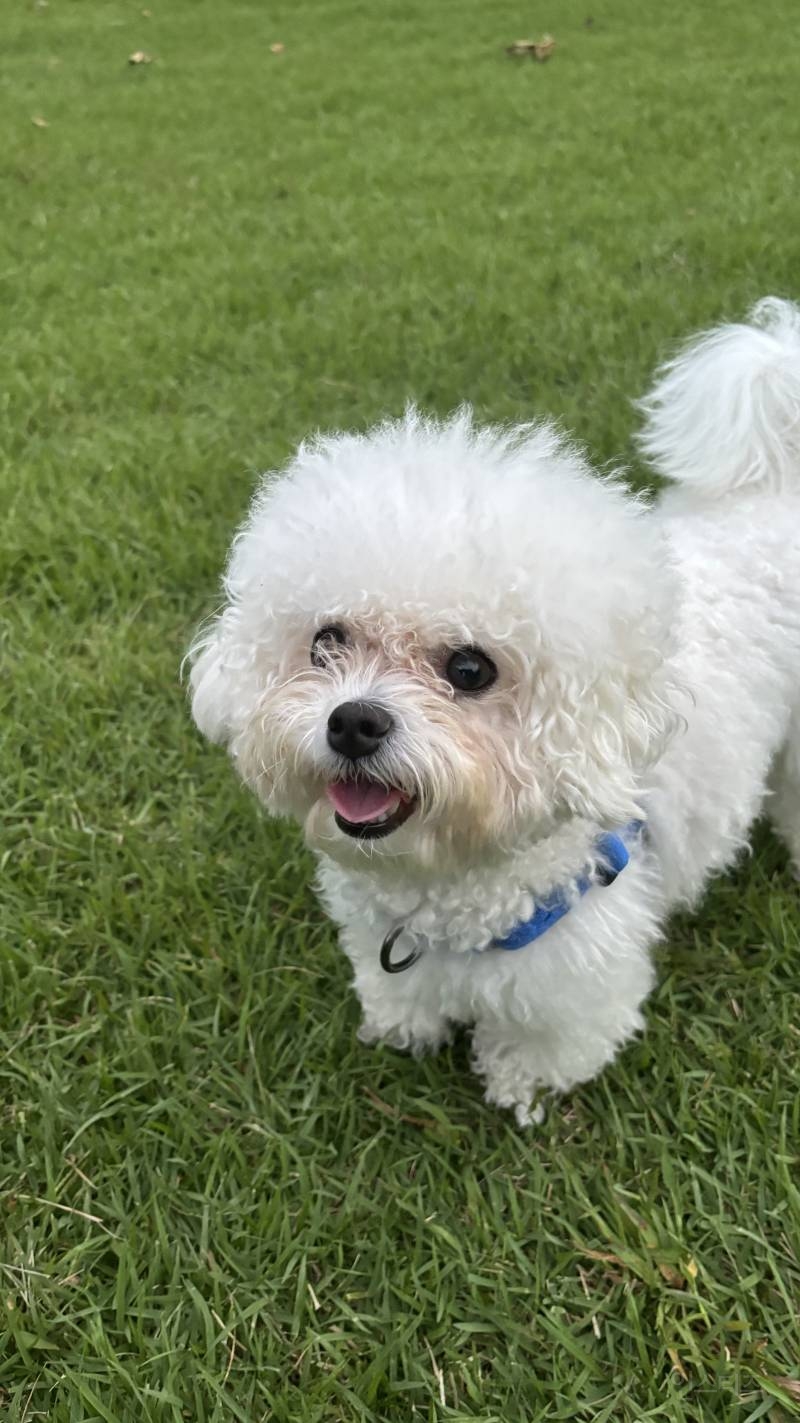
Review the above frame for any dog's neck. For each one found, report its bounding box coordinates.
[318,817,600,954]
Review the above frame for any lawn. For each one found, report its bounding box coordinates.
[2,0,800,1418]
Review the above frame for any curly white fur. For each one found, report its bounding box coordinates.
[190,297,800,1126]
[637,296,800,496]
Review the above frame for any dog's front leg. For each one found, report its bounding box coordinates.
[471,1009,643,1128]
[341,930,452,1058]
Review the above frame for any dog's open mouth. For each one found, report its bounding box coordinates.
[325,779,417,839]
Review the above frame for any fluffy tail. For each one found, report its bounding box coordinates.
[637,297,800,497]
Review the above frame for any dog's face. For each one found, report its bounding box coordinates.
[191,411,678,874]
[226,609,546,869]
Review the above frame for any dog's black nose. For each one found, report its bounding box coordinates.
[327,700,393,760]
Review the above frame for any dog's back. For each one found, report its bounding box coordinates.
[637,298,800,898]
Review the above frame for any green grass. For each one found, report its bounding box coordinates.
[2,0,800,1417]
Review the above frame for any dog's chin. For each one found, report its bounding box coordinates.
[302,793,418,861]
[322,777,417,840]
[293,765,524,872]
[301,785,513,876]
[333,799,418,841]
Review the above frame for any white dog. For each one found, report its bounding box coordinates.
[190,298,800,1125]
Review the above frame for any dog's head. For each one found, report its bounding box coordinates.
[191,410,679,873]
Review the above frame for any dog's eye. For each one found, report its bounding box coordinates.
[311,624,348,668]
[444,647,497,694]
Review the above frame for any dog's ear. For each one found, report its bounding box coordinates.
[533,658,680,824]
[188,609,245,747]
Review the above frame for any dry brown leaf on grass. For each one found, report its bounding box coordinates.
[270,42,285,54]
[362,1086,441,1131]
[581,1246,696,1291]
[667,1348,689,1382]
[657,1262,687,1288]
[767,1380,800,1401]
[31,115,49,128]
[128,50,153,65]
[506,35,556,61]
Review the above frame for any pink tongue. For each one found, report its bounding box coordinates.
[326,781,403,824]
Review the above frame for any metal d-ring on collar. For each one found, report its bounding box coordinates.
[379,923,422,974]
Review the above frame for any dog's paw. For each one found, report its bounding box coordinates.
[481,1075,548,1128]
[513,1099,547,1129]
[357,1016,451,1058]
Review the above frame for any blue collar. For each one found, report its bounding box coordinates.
[378,820,645,973]
[492,820,645,951]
